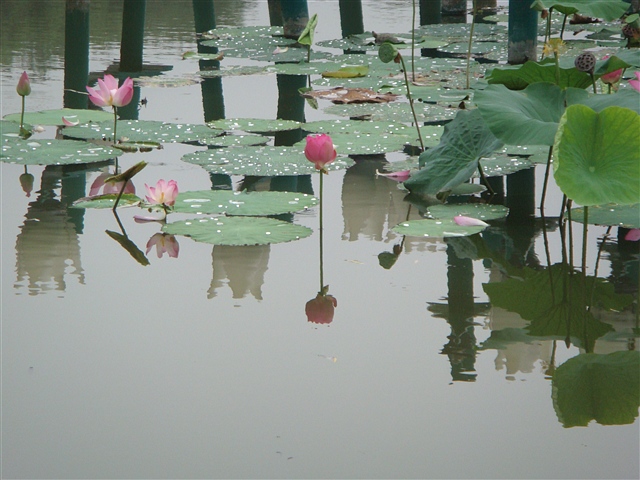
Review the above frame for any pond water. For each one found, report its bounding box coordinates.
[1,1,639,479]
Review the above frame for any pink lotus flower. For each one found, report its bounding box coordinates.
[376,169,411,182]
[453,215,489,227]
[16,71,31,97]
[629,71,640,92]
[146,233,180,258]
[600,56,623,85]
[625,228,640,242]
[304,134,337,173]
[305,293,337,324]
[144,179,178,207]
[89,172,135,196]
[86,74,134,108]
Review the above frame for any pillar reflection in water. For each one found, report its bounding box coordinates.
[208,245,270,300]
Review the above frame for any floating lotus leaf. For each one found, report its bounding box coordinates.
[134,76,201,88]
[172,190,317,216]
[569,204,640,228]
[208,118,301,134]
[72,193,142,209]
[403,109,504,196]
[63,120,220,144]
[302,87,398,104]
[198,66,268,77]
[321,65,370,78]
[391,218,488,238]
[220,46,331,62]
[437,41,504,56]
[553,105,640,206]
[200,25,289,48]
[415,22,507,42]
[1,120,32,137]
[199,134,269,148]
[162,216,312,246]
[182,145,354,176]
[449,183,487,195]
[531,0,630,21]
[303,119,410,135]
[3,108,113,126]
[426,203,509,221]
[324,101,458,124]
[295,132,411,156]
[552,351,640,428]
[316,32,447,51]
[1,138,121,165]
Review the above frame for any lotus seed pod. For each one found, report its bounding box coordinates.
[574,52,596,73]
[622,24,640,39]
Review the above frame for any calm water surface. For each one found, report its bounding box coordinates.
[1,1,638,479]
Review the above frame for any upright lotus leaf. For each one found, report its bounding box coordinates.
[486,60,593,90]
[581,88,640,115]
[297,13,318,47]
[530,0,630,21]
[553,105,640,206]
[475,83,587,146]
[552,351,640,428]
[403,109,504,196]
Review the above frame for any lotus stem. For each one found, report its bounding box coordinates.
[539,145,554,213]
[411,0,416,82]
[397,53,424,151]
[112,179,130,212]
[560,14,567,41]
[466,0,477,90]
[588,225,611,311]
[477,164,494,196]
[319,171,324,291]
[589,72,597,94]
[20,95,26,130]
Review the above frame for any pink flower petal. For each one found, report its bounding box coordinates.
[62,116,79,127]
[625,228,640,241]
[453,215,489,227]
[376,169,411,182]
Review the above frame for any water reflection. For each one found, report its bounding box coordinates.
[14,166,86,295]
[207,245,270,300]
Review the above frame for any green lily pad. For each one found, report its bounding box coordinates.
[553,105,640,206]
[72,193,142,209]
[552,351,640,428]
[200,134,270,147]
[324,101,458,124]
[135,76,201,88]
[162,216,312,246]
[391,217,488,238]
[63,120,220,144]
[182,145,354,176]
[1,138,121,165]
[569,204,640,228]
[208,118,301,134]
[198,66,268,77]
[1,120,33,138]
[426,203,509,221]
[303,119,410,135]
[172,190,317,216]
[403,109,504,196]
[486,60,593,90]
[321,65,370,78]
[3,108,113,126]
[437,41,504,56]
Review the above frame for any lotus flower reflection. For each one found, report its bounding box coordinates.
[306,292,337,325]
[146,233,180,259]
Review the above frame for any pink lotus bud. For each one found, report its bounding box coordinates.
[16,71,31,97]
[629,72,640,92]
[625,229,640,242]
[304,134,337,173]
[376,169,411,182]
[453,215,489,227]
[600,56,623,85]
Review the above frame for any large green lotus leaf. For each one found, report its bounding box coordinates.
[63,120,220,144]
[321,65,370,78]
[172,190,317,216]
[295,132,411,156]
[182,145,354,176]
[303,119,410,135]
[531,0,630,20]
[482,263,625,351]
[486,60,593,90]
[3,108,113,126]
[552,351,640,428]
[198,66,268,77]
[415,22,507,41]
[569,204,640,228]
[208,118,301,134]
[200,134,269,147]
[403,109,504,196]
[391,218,488,238]
[553,105,640,206]
[72,193,142,209]
[316,32,448,51]
[219,45,332,62]
[324,101,458,124]
[200,25,290,48]
[475,83,587,146]
[426,203,509,221]
[437,41,504,56]
[581,88,640,115]
[162,216,312,246]
[1,138,121,165]
[1,120,32,137]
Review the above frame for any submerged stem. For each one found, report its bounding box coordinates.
[466,0,477,89]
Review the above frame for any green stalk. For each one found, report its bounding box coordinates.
[20,95,26,130]
[398,53,424,151]
[466,0,476,89]
[539,145,554,213]
[112,106,118,143]
[319,171,324,291]
[411,0,416,82]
